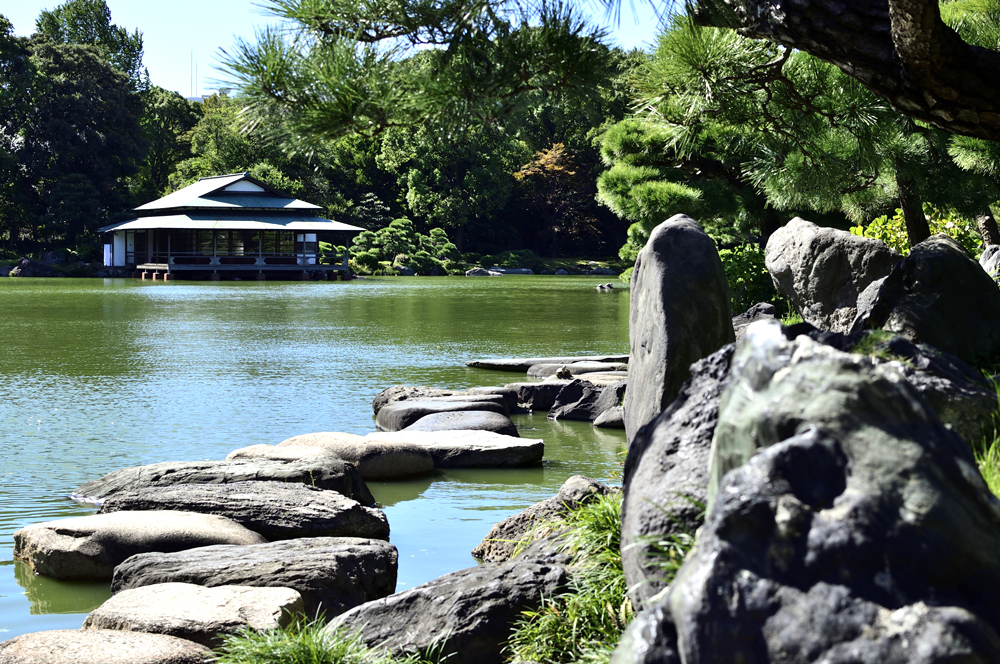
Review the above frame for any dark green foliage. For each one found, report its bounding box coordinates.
[350,219,462,275]
[718,244,778,314]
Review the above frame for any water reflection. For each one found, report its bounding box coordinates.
[13,563,109,615]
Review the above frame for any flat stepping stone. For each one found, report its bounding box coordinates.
[376,399,507,432]
[365,430,543,468]
[112,537,397,619]
[0,629,212,664]
[71,456,374,506]
[14,511,266,581]
[527,361,629,378]
[404,410,519,437]
[226,444,339,462]
[83,582,303,648]
[504,381,570,412]
[274,433,435,479]
[372,386,464,415]
[466,386,522,412]
[572,371,629,385]
[466,355,629,372]
[97,481,389,541]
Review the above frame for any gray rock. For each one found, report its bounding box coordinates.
[275,433,435,480]
[365,430,544,468]
[404,410,519,437]
[621,343,734,609]
[465,267,491,276]
[375,399,507,432]
[472,476,613,562]
[112,537,397,619]
[83,582,303,648]
[504,380,570,412]
[97,481,390,541]
[466,386,523,413]
[225,444,340,462]
[0,629,212,664]
[615,321,1000,664]
[765,217,901,333]
[623,214,735,444]
[327,557,568,664]
[852,233,1000,364]
[372,385,461,415]
[71,457,374,507]
[527,361,628,378]
[466,355,629,372]
[980,244,1000,283]
[8,258,62,278]
[555,268,569,275]
[593,406,625,429]
[548,379,626,422]
[14,511,266,581]
[732,301,778,341]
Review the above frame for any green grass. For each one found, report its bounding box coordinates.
[781,311,804,326]
[976,437,1000,498]
[213,618,429,664]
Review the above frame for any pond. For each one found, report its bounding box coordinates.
[0,275,630,639]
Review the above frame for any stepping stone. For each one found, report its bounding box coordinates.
[14,511,266,581]
[0,629,212,664]
[375,399,506,432]
[98,481,389,541]
[112,537,397,619]
[466,386,522,413]
[71,456,374,506]
[404,410,519,437]
[365,430,543,468]
[504,381,570,412]
[83,582,303,648]
[274,433,434,479]
[466,355,629,372]
[526,361,629,378]
[226,444,338,462]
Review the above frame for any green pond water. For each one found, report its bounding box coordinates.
[0,276,629,639]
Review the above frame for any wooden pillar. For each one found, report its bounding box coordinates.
[256,272,266,281]
[210,272,221,281]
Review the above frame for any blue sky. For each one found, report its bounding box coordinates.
[4,1,663,98]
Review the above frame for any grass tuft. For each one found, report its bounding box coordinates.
[976,437,1000,498]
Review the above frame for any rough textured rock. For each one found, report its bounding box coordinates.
[7,258,62,278]
[403,410,519,437]
[526,361,628,378]
[112,537,397,619]
[372,385,461,414]
[593,406,625,429]
[624,214,734,445]
[765,217,901,333]
[981,244,1000,283]
[71,457,374,506]
[621,344,734,609]
[365,430,543,468]
[614,321,1000,664]
[466,386,522,413]
[83,582,303,648]
[0,629,212,664]
[375,399,507,432]
[327,557,568,664]
[225,444,340,462]
[97,481,389,541]
[504,380,570,412]
[13,511,266,581]
[275,433,435,479]
[472,476,614,562]
[466,355,628,372]
[732,301,778,341]
[852,233,1000,364]
[549,379,626,422]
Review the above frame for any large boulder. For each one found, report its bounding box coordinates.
[593,406,625,429]
[274,433,435,479]
[732,301,778,341]
[852,233,1000,364]
[621,344,734,609]
[0,630,212,664]
[364,430,543,468]
[403,410,519,437]
[13,511,266,581]
[112,537,397,619]
[549,379,626,422]
[765,217,901,333]
[472,475,614,562]
[375,399,507,432]
[623,215,735,444]
[615,321,1000,663]
[504,380,570,412]
[71,457,374,506]
[82,582,303,648]
[96,481,389,541]
[326,557,568,664]
[372,385,462,414]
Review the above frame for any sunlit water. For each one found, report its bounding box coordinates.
[0,276,629,639]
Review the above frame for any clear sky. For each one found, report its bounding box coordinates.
[3,1,663,98]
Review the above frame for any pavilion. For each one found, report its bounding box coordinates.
[99,173,365,280]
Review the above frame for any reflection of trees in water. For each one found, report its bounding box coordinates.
[13,561,110,616]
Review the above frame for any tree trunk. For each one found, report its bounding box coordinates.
[895,168,929,248]
[977,209,1000,247]
[760,210,783,249]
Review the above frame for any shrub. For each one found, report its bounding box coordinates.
[718,243,778,314]
[850,205,983,258]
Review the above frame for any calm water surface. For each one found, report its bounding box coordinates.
[0,276,629,639]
